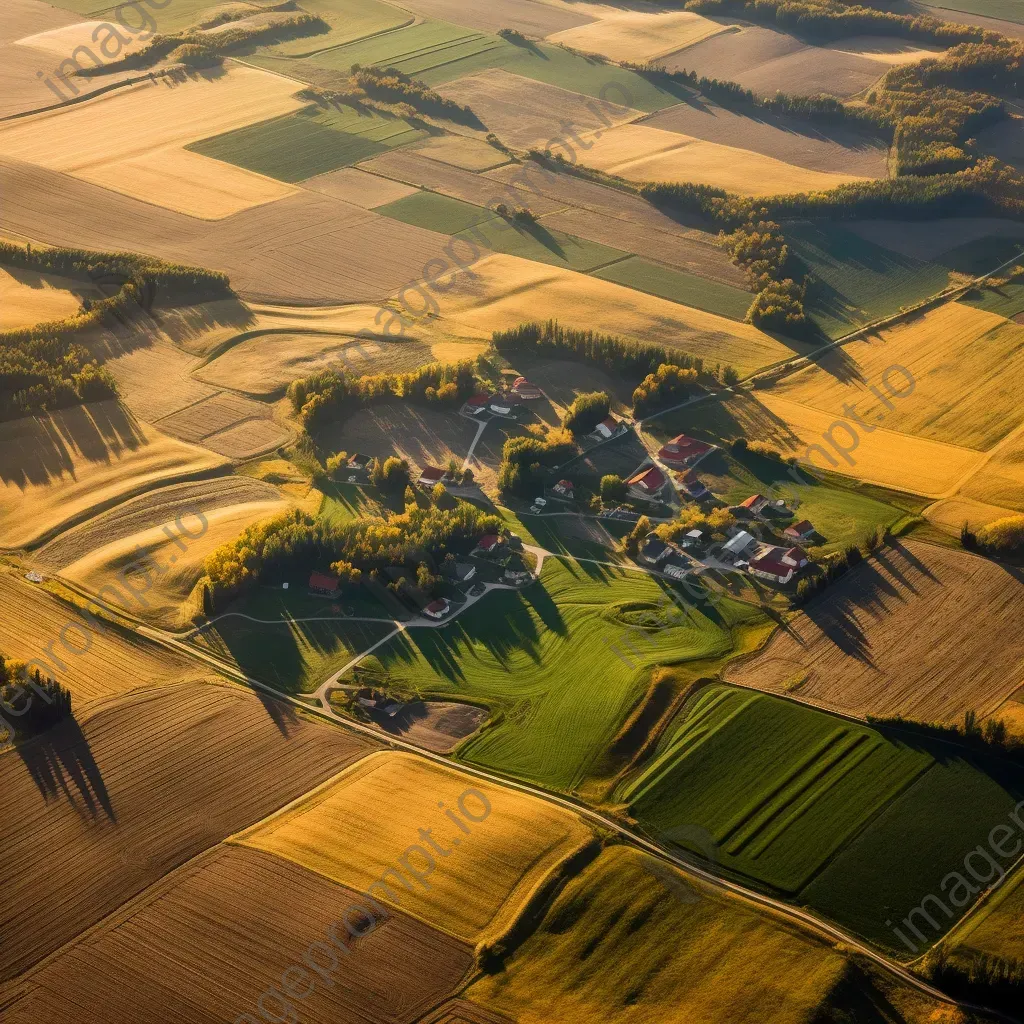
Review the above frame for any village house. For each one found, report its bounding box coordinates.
[309,571,341,598]
[722,530,757,562]
[551,479,574,500]
[663,555,692,581]
[423,597,451,620]
[489,393,522,417]
[681,528,706,550]
[347,453,374,472]
[747,546,809,585]
[675,470,710,501]
[454,562,476,582]
[626,465,666,500]
[511,376,543,399]
[476,533,506,555]
[465,393,491,415]
[418,465,454,487]
[784,519,817,542]
[592,415,623,440]
[658,434,712,468]
[640,533,672,565]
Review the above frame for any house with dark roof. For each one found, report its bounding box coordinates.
[347,453,374,471]
[722,531,757,561]
[309,571,341,598]
[511,377,543,399]
[476,533,505,554]
[423,598,450,620]
[592,415,623,440]
[465,393,491,415]
[626,465,666,500]
[640,533,672,565]
[675,470,709,501]
[418,466,453,487]
[658,434,712,467]
[551,479,574,500]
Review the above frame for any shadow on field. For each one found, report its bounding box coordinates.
[254,688,300,738]
[17,714,115,821]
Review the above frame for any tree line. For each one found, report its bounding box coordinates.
[0,242,231,420]
[961,514,1024,560]
[351,65,481,126]
[497,429,577,496]
[632,363,702,417]
[0,656,73,742]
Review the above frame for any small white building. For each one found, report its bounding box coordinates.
[722,531,756,561]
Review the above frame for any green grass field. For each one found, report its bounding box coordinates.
[947,862,1024,965]
[259,0,413,56]
[618,685,934,893]
[288,20,688,110]
[376,191,629,273]
[619,684,1024,951]
[922,0,1024,24]
[318,480,382,528]
[788,223,951,339]
[370,557,764,791]
[592,257,753,321]
[187,104,426,183]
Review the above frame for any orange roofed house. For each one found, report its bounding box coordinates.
[626,465,666,500]
[309,572,341,598]
[658,435,712,468]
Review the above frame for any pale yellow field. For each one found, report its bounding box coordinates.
[756,392,982,495]
[826,36,943,64]
[0,266,84,329]
[924,496,1022,534]
[579,124,870,197]
[960,423,1024,511]
[14,19,154,58]
[61,499,288,626]
[0,401,226,549]
[303,166,419,208]
[430,253,795,377]
[413,134,511,171]
[233,751,594,944]
[0,65,304,217]
[547,10,735,63]
[768,303,1024,450]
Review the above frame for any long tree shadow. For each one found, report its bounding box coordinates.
[254,687,301,738]
[801,591,875,666]
[16,714,115,821]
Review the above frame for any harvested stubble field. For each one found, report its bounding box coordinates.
[0,401,226,549]
[303,166,420,208]
[431,253,798,377]
[1,842,472,1024]
[726,539,1024,723]
[189,103,429,184]
[434,69,642,151]
[0,265,88,330]
[959,422,1024,511]
[578,123,870,197]
[643,101,890,179]
[0,679,380,984]
[0,567,199,703]
[370,558,763,791]
[546,9,734,63]
[390,0,595,36]
[621,683,1024,948]
[0,158,462,305]
[768,302,1024,450]
[667,24,930,97]
[409,134,512,172]
[154,390,288,446]
[235,751,594,942]
[923,495,1022,533]
[0,65,306,218]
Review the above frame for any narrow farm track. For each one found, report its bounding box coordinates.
[125,611,1017,1023]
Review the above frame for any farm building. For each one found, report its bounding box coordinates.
[418,466,453,486]
[785,519,816,541]
[626,465,667,499]
[747,546,808,585]
[454,562,476,582]
[739,494,770,515]
[551,479,574,499]
[465,393,491,415]
[512,377,543,399]
[476,534,506,554]
[675,470,710,500]
[347,453,374,471]
[489,394,523,416]
[682,528,706,549]
[592,415,624,440]
[423,598,450,620]
[309,571,341,598]
[658,434,712,467]
[640,533,672,565]
[663,556,691,581]
[722,531,757,561]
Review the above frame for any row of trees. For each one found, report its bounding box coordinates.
[491,319,715,377]
[497,429,577,496]
[288,359,477,431]
[201,501,502,606]
[0,657,73,741]
[632,363,702,417]
[352,65,480,125]
[961,514,1024,559]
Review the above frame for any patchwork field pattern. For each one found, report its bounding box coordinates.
[725,540,1024,723]
[235,751,594,942]
[0,678,379,982]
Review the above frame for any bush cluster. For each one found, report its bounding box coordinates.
[0,657,72,741]
[497,429,577,496]
[563,391,610,436]
[632,363,699,417]
[351,64,478,125]
[961,514,1024,559]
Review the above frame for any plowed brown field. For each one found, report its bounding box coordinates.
[1,843,466,1023]
[0,679,380,983]
[725,540,1024,723]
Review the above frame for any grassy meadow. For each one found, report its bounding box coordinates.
[188,104,427,183]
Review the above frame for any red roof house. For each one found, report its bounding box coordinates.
[658,435,712,467]
[466,393,490,408]
[552,479,574,498]
[477,534,503,552]
[309,572,341,596]
[423,598,450,619]
[626,465,666,497]
[418,466,450,486]
[747,546,808,584]
[785,519,816,540]
[593,415,621,439]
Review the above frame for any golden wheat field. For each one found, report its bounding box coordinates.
[14,18,155,59]
[304,166,420,208]
[0,401,226,549]
[233,751,594,944]
[923,496,1023,534]
[768,303,1024,450]
[412,134,513,172]
[432,253,793,376]
[546,10,735,62]
[0,265,87,329]
[0,64,303,217]
[754,392,982,495]
[0,679,379,984]
[578,124,872,196]
[725,540,1024,723]
[959,423,1024,511]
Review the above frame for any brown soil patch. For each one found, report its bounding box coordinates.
[199,415,292,458]
[725,539,1024,723]
[0,679,379,983]
[642,100,889,177]
[0,158,463,304]
[435,69,642,152]
[361,699,488,752]
[1,841,465,1022]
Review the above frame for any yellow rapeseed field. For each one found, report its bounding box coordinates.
[232,751,594,944]
[579,124,870,197]
[0,65,304,217]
